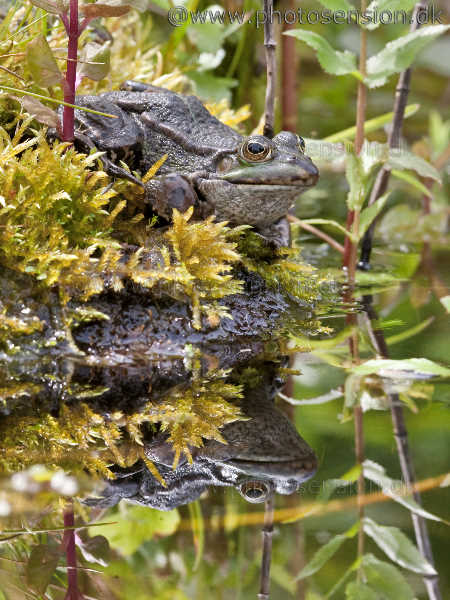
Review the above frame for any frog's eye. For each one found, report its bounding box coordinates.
[238,480,272,503]
[241,137,272,162]
[296,136,306,153]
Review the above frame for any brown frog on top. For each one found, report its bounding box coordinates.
[70,81,319,245]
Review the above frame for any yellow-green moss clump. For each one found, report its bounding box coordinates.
[0,372,244,482]
[0,120,243,326]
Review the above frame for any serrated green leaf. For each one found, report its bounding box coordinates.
[26,33,63,88]
[284,30,357,76]
[359,192,390,238]
[363,518,437,575]
[364,0,418,30]
[351,358,450,378]
[366,25,450,87]
[89,505,180,555]
[345,581,378,599]
[363,459,444,522]
[388,149,441,182]
[295,534,348,580]
[362,554,415,599]
[391,169,433,197]
[26,544,60,595]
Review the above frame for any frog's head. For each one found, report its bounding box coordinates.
[144,394,317,505]
[197,131,319,227]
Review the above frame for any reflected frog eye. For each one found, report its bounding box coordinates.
[297,135,306,153]
[240,137,272,162]
[238,480,272,503]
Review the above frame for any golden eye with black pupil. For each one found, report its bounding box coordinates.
[238,480,271,503]
[297,135,306,153]
[241,137,272,162]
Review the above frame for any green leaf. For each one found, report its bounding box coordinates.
[391,169,433,197]
[388,150,441,182]
[366,25,450,87]
[359,192,390,238]
[324,104,419,142]
[363,460,444,522]
[16,95,60,127]
[318,466,361,503]
[363,518,437,575]
[29,0,68,13]
[386,317,434,345]
[362,554,415,599]
[346,151,366,211]
[26,544,60,595]
[79,41,111,82]
[295,534,348,580]
[345,581,378,600]
[284,30,357,76]
[89,505,180,555]
[317,0,354,10]
[26,33,63,88]
[364,0,418,30]
[440,296,450,313]
[351,358,450,378]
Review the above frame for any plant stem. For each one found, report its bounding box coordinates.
[63,501,80,600]
[343,0,367,279]
[258,494,274,600]
[263,0,276,139]
[358,1,428,270]
[362,295,441,600]
[62,0,79,142]
[281,0,297,132]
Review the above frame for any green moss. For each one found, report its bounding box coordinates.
[0,372,244,481]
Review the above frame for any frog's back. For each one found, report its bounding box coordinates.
[101,88,242,173]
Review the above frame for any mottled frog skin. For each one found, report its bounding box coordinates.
[85,375,317,510]
[71,82,319,242]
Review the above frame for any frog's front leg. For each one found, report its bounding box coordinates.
[256,216,291,248]
[145,172,213,221]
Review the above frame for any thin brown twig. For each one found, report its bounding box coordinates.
[281,0,298,132]
[262,0,276,139]
[258,494,274,600]
[288,215,345,254]
[362,295,441,600]
[359,1,428,269]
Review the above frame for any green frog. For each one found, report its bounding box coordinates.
[84,377,318,510]
[71,82,319,243]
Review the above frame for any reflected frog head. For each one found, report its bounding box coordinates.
[85,390,317,511]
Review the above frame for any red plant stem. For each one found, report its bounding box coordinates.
[62,0,79,142]
[63,502,80,600]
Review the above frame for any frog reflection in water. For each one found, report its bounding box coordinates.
[71,82,319,243]
[86,385,317,510]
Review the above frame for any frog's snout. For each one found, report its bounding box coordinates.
[294,157,319,187]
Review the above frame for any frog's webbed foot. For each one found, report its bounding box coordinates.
[145,173,204,221]
[255,216,291,249]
